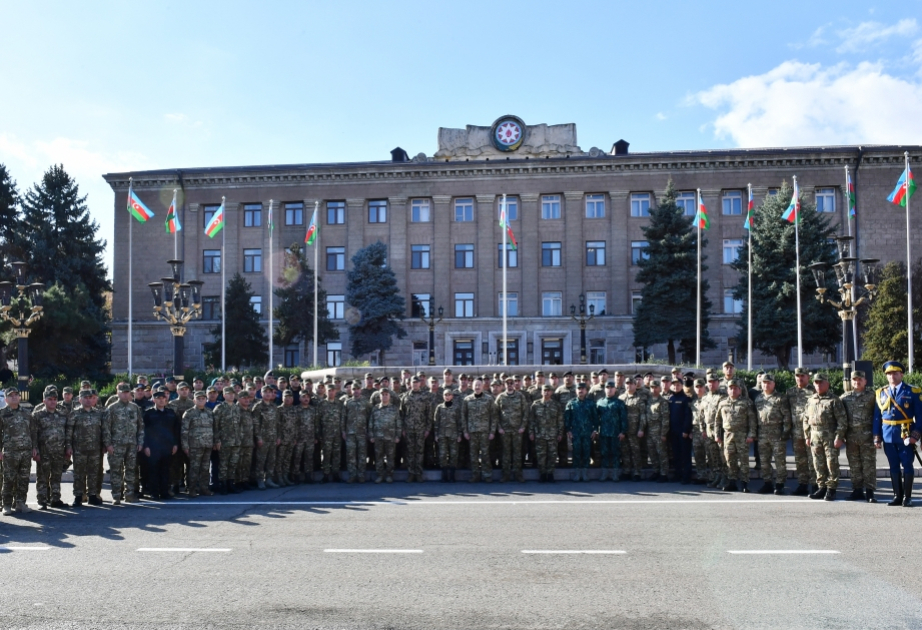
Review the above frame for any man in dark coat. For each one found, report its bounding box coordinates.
[143,389,180,500]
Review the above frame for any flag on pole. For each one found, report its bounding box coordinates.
[782,179,801,223]
[127,189,154,223]
[744,187,755,230]
[847,171,857,217]
[165,195,181,234]
[305,205,318,245]
[696,196,710,230]
[499,205,518,250]
[204,201,225,238]
[888,164,917,207]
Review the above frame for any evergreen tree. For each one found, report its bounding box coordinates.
[273,243,339,351]
[632,181,714,364]
[345,241,406,362]
[0,164,20,263]
[860,260,922,367]
[731,180,839,369]
[204,272,268,369]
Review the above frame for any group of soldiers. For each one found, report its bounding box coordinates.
[0,359,916,513]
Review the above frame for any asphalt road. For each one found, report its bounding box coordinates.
[1,473,921,630]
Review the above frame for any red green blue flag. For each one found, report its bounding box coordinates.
[204,201,225,238]
[499,203,518,250]
[847,171,856,217]
[744,187,754,230]
[127,187,154,223]
[305,205,318,245]
[782,179,800,223]
[165,192,181,234]
[696,193,710,230]
[888,165,916,207]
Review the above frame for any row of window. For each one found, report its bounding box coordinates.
[201,188,839,229]
[629,239,746,266]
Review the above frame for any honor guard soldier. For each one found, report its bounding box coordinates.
[873,361,922,507]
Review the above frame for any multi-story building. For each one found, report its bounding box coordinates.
[104,115,920,371]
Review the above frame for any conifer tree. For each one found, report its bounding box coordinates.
[273,243,339,350]
[204,272,268,368]
[860,261,922,367]
[345,241,406,363]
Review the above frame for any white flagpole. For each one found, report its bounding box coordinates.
[313,200,319,368]
[906,151,914,373]
[793,176,803,368]
[128,178,133,382]
[747,183,752,371]
[845,166,858,357]
[221,196,226,373]
[268,199,274,372]
[696,188,702,367]
[501,194,508,367]
[172,188,178,259]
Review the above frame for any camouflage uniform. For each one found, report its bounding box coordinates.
[181,406,215,495]
[463,393,496,482]
[291,403,317,482]
[595,395,627,479]
[67,406,105,500]
[0,404,33,510]
[564,396,597,474]
[690,394,709,481]
[32,406,69,504]
[168,396,194,487]
[236,405,258,485]
[804,390,848,491]
[619,390,648,477]
[716,396,756,483]
[103,401,144,501]
[754,390,792,485]
[646,394,670,477]
[702,389,728,484]
[786,385,817,487]
[318,397,343,478]
[840,388,877,491]
[400,389,431,479]
[554,384,576,468]
[370,402,401,480]
[342,395,371,482]
[495,389,529,481]
[276,403,299,482]
[433,400,462,469]
[214,400,241,483]
[253,399,280,483]
[529,397,562,477]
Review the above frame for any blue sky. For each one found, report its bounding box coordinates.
[2,1,921,276]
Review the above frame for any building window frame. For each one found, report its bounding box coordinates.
[250,295,262,315]
[327,294,345,319]
[585,193,605,219]
[677,191,696,216]
[326,246,345,271]
[454,198,474,222]
[499,196,518,222]
[327,200,345,225]
[498,292,518,317]
[455,243,474,269]
[326,342,342,367]
[202,296,220,320]
[285,202,303,226]
[631,241,649,265]
[722,190,743,215]
[724,289,743,314]
[454,292,474,318]
[411,244,431,269]
[203,249,221,274]
[586,241,606,266]
[541,194,561,220]
[723,239,743,265]
[542,291,562,317]
[816,187,836,213]
[586,291,606,316]
[368,199,387,224]
[498,243,518,268]
[411,199,431,223]
[411,293,432,318]
[542,241,562,267]
[630,193,651,217]
[243,203,262,227]
[243,248,262,273]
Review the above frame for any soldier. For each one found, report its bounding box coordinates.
[342,383,371,483]
[168,382,194,495]
[804,373,848,501]
[253,386,281,489]
[0,388,34,514]
[841,370,877,502]
[318,386,344,482]
[214,386,241,494]
[370,389,401,483]
[565,383,598,481]
[786,367,817,496]
[103,383,144,505]
[873,361,922,507]
[529,385,562,482]
[32,387,69,509]
[619,378,648,481]
[400,376,432,482]
[595,380,627,482]
[554,371,576,469]
[690,379,710,484]
[291,391,317,483]
[434,389,462,482]
[275,390,299,486]
[667,377,694,484]
[611,371,627,398]
[646,379,670,482]
[142,389,180,500]
[236,391,258,489]
[462,378,496,483]
[702,372,727,488]
[753,374,792,495]
[495,376,529,483]
[182,391,216,497]
[715,379,756,492]
[68,389,106,506]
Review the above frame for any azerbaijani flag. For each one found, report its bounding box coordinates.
[744,187,754,230]
[165,193,181,234]
[782,179,800,223]
[304,204,318,245]
[499,203,518,250]
[204,201,225,238]
[887,164,916,207]
[695,193,710,230]
[127,188,154,223]
[847,171,856,217]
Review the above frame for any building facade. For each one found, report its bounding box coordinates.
[104,116,921,372]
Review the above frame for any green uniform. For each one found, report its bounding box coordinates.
[103,401,144,501]
[181,407,215,495]
[529,398,562,477]
[462,393,496,482]
[840,389,876,491]
[342,396,371,482]
[0,405,34,509]
[754,391,792,485]
[804,391,848,491]
[495,389,529,481]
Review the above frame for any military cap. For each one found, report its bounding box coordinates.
[363,372,373,379]
[261,385,273,392]
[491,379,502,386]
[671,367,682,373]
[177,381,190,389]
[523,374,533,380]
[813,372,829,383]
[43,385,57,394]
[728,379,743,389]
[193,390,207,399]
[117,383,131,393]
[650,380,662,389]
[614,371,624,377]
[599,368,609,374]
[44,388,58,398]
[152,389,167,399]
[722,361,735,368]
[303,378,313,384]
[794,367,809,376]
[852,370,866,379]
[165,376,176,383]
[206,386,217,394]
[694,378,706,387]
[222,386,235,395]
[411,376,420,383]
[504,375,514,382]
[380,375,390,381]
[5,387,18,396]
[604,380,615,387]
[442,388,454,395]
[661,375,673,382]
[193,376,204,383]
[351,382,362,389]
[633,373,643,380]
[563,370,573,377]
[684,372,696,378]
[237,389,251,398]
[761,373,775,383]
[683,376,695,387]
[542,384,553,391]
[79,388,94,398]
[590,371,598,377]
[533,371,544,378]
[379,388,392,396]
[883,361,905,374]
[577,382,588,389]
[707,373,720,382]
[282,389,293,398]
[62,386,73,394]
[442,368,453,375]
[134,383,144,390]
[643,371,653,377]
[264,370,276,379]
[80,380,92,387]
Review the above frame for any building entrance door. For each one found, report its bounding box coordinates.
[497,338,519,366]
[453,339,474,365]
[541,338,563,365]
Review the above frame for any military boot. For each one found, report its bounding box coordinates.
[515,471,525,483]
[722,480,738,492]
[848,488,865,501]
[88,495,103,506]
[72,495,84,507]
[38,500,48,510]
[757,481,774,494]
[888,473,904,506]
[470,473,481,483]
[824,489,837,501]
[809,486,827,500]
[648,471,658,482]
[867,489,877,503]
[774,483,785,495]
[228,481,241,494]
[257,480,266,490]
[810,484,820,496]
[792,483,810,496]
[265,478,279,489]
[1,505,12,516]
[16,501,31,513]
[440,468,448,483]
[571,470,581,482]
[903,473,914,507]
[740,482,749,493]
[50,499,65,508]
[500,472,510,483]
[612,468,621,482]
[219,481,228,495]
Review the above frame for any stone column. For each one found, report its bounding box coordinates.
[518,193,540,317]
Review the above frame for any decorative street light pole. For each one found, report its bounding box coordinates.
[808,236,879,383]
[148,259,203,379]
[569,293,595,365]
[0,262,44,399]
[418,298,443,366]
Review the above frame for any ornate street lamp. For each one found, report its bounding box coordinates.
[0,262,44,399]
[149,259,203,378]
[417,298,444,366]
[569,293,595,365]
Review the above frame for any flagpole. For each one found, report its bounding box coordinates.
[696,189,702,367]
[793,176,803,369]
[313,200,319,368]
[845,166,858,358]
[221,196,226,373]
[501,194,508,367]
[906,151,914,373]
[747,183,752,371]
[268,199,274,372]
[128,178,133,382]
[172,188,179,259]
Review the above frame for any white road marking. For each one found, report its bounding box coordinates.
[521,550,626,554]
[324,549,423,553]
[137,548,231,552]
[0,546,51,551]
[143,499,822,506]
[727,550,840,555]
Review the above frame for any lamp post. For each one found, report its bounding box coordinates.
[148,259,203,379]
[808,235,879,383]
[0,262,44,399]
[569,293,595,365]
[418,298,443,366]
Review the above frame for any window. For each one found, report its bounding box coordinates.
[203,204,221,229]
[542,242,562,267]
[326,246,345,271]
[411,244,431,269]
[724,290,743,314]
[243,248,262,273]
[630,193,650,217]
[677,192,696,216]
[202,296,220,320]
[203,249,221,274]
[767,188,779,196]
[585,194,605,219]
[411,199,430,223]
[368,199,387,223]
[498,292,518,317]
[586,291,606,316]
[250,295,262,315]
[722,190,743,215]
[816,188,836,213]
[498,243,518,268]
[455,244,474,268]
[589,340,606,365]
[586,241,606,266]
[723,239,743,264]
[631,292,642,314]
[454,198,473,222]
[411,293,431,318]
[631,241,648,265]
[327,294,345,319]
[284,345,300,368]
[454,292,474,318]
[499,197,518,222]
[285,202,303,226]
[542,292,562,317]
[244,203,262,227]
[541,195,561,219]
[326,342,342,367]
[327,201,345,225]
